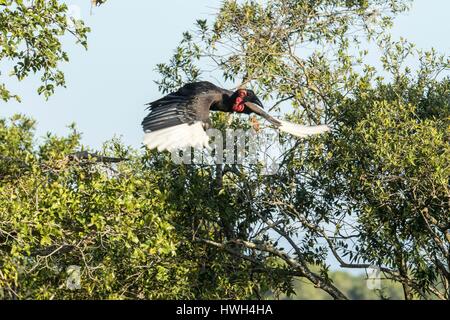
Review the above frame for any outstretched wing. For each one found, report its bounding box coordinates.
[142,82,227,152]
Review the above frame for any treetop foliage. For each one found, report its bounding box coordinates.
[0,0,96,102]
[1,0,449,300]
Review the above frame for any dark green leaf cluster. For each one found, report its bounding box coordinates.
[0,0,91,101]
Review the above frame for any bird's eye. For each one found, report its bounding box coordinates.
[238,89,247,98]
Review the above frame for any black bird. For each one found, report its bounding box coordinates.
[142,81,329,151]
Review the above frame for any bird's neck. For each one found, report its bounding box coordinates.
[211,94,235,112]
[226,92,244,112]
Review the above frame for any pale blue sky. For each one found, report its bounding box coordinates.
[1,0,449,149]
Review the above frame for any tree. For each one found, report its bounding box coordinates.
[1,0,448,300]
[0,115,184,299]
[155,0,449,300]
[0,0,94,101]
[0,115,282,299]
[323,40,450,299]
[0,0,277,299]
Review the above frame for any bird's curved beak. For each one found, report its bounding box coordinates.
[253,96,264,108]
[244,102,281,127]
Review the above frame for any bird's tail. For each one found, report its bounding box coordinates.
[277,120,330,138]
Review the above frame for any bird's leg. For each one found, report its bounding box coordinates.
[249,115,260,132]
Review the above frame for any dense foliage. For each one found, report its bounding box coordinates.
[0,0,91,101]
[154,0,449,300]
[0,0,448,300]
[0,116,279,299]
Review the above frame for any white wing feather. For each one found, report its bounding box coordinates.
[143,122,210,152]
[143,119,329,152]
[278,120,330,137]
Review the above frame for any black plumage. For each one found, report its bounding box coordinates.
[142,81,262,133]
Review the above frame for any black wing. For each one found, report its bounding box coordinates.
[142,81,231,151]
[142,81,230,132]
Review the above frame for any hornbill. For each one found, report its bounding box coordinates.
[142,81,330,151]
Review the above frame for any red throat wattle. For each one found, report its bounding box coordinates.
[232,89,247,112]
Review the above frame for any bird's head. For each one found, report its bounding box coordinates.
[230,89,263,114]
